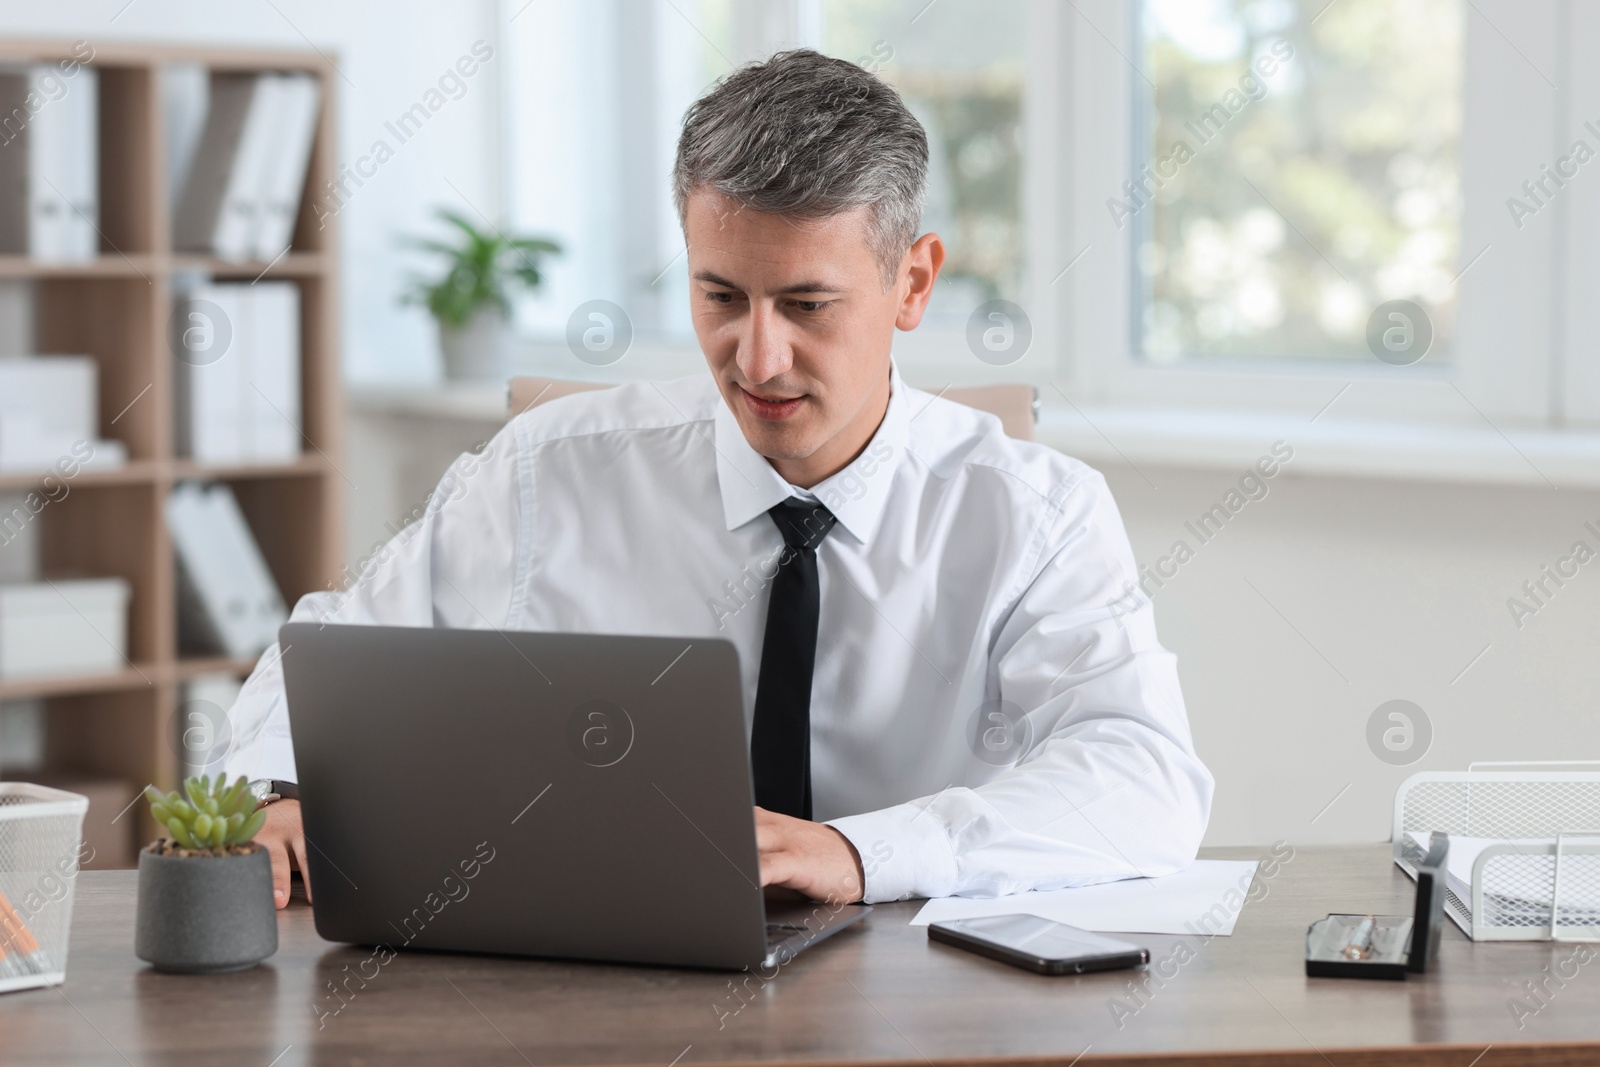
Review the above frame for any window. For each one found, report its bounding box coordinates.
[1134,0,1465,362]
[823,0,1028,320]
[504,0,1030,353]
[502,0,1597,429]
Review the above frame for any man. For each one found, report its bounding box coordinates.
[227,49,1213,910]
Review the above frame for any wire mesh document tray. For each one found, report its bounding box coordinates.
[0,782,89,991]
[1392,763,1600,942]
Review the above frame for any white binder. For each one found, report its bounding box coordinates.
[165,481,287,658]
[252,74,320,260]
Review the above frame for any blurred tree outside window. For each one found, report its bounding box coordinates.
[823,0,1027,326]
[1136,0,1464,361]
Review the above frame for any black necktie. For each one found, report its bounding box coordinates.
[750,499,838,820]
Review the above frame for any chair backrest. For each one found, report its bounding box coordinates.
[507,377,1037,441]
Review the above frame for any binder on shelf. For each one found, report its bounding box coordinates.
[174,71,319,261]
[58,66,97,261]
[253,74,320,261]
[0,66,99,262]
[174,72,259,260]
[165,481,287,659]
[173,280,301,465]
[247,281,302,461]
[212,74,280,261]
[162,63,209,220]
[179,672,245,780]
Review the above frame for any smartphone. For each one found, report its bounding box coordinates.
[928,914,1150,975]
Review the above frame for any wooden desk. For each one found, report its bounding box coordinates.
[6,845,1598,1066]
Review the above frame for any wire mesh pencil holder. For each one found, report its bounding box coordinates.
[0,782,89,992]
[1392,762,1600,942]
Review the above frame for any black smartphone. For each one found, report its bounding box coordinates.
[928,914,1150,975]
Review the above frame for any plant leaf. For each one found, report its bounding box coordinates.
[236,808,266,844]
[167,817,198,850]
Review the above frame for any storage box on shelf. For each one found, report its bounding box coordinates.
[0,39,343,862]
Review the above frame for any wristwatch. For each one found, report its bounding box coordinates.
[248,779,300,806]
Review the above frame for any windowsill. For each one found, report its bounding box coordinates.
[1036,407,1600,490]
[346,381,1600,491]
[348,381,510,422]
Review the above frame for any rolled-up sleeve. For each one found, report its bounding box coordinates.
[221,429,522,784]
[830,471,1214,903]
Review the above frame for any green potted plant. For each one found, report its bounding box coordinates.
[134,775,277,974]
[401,208,561,382]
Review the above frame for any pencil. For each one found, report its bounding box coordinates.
[0,891,45,975]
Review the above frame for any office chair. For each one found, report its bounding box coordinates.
[506,378,1039,442]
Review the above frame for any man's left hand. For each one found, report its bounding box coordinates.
[755,807,865,905]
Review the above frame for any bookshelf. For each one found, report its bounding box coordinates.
[0,40,343,862]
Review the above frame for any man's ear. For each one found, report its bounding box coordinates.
[894,232,946,331]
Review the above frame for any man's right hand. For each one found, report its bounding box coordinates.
[255,799,311,909]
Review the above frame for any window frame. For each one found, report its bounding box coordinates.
[499,0,1598,430]
[1054,0,1586,428]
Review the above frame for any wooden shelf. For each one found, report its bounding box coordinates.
[172,656,259,681]
[0,665,159,702]
[0,455,329,493]
[0,252,328,279]
[170,454,328,482]
[0,655,261,702]
[0,254,161,279]
[0,459,161,492]
[173,252,328,278]
[0,38,344,862]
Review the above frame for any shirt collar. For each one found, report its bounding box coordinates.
[714,361,910,545]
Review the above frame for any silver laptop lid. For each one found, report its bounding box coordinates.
[279,623,771,969]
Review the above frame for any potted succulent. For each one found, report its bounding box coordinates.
[401,208,561,382]
[134,775,277,974]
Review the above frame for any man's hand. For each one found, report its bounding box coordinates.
[255,799,311,909]
[755,807,865,905]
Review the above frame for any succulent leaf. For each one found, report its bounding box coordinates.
[167,816,198,849]
[220,776,250,814]
[149,775,269,851]
[237,809,266,842]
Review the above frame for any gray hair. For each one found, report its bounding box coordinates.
[672,49,928,286]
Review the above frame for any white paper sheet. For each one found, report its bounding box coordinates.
[909,860,1262,935]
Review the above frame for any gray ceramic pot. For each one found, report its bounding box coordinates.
[135,844,277,974]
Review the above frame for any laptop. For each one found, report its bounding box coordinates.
[277,622,870,970]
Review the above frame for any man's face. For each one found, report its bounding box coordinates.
[684,190,939,488]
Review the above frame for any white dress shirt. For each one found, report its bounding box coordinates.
[224,362,1213,903]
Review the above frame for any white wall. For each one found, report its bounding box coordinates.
[1100,462,1600,846]
[0,0,503,382]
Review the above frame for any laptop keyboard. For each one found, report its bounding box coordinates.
[765,922,810,948]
